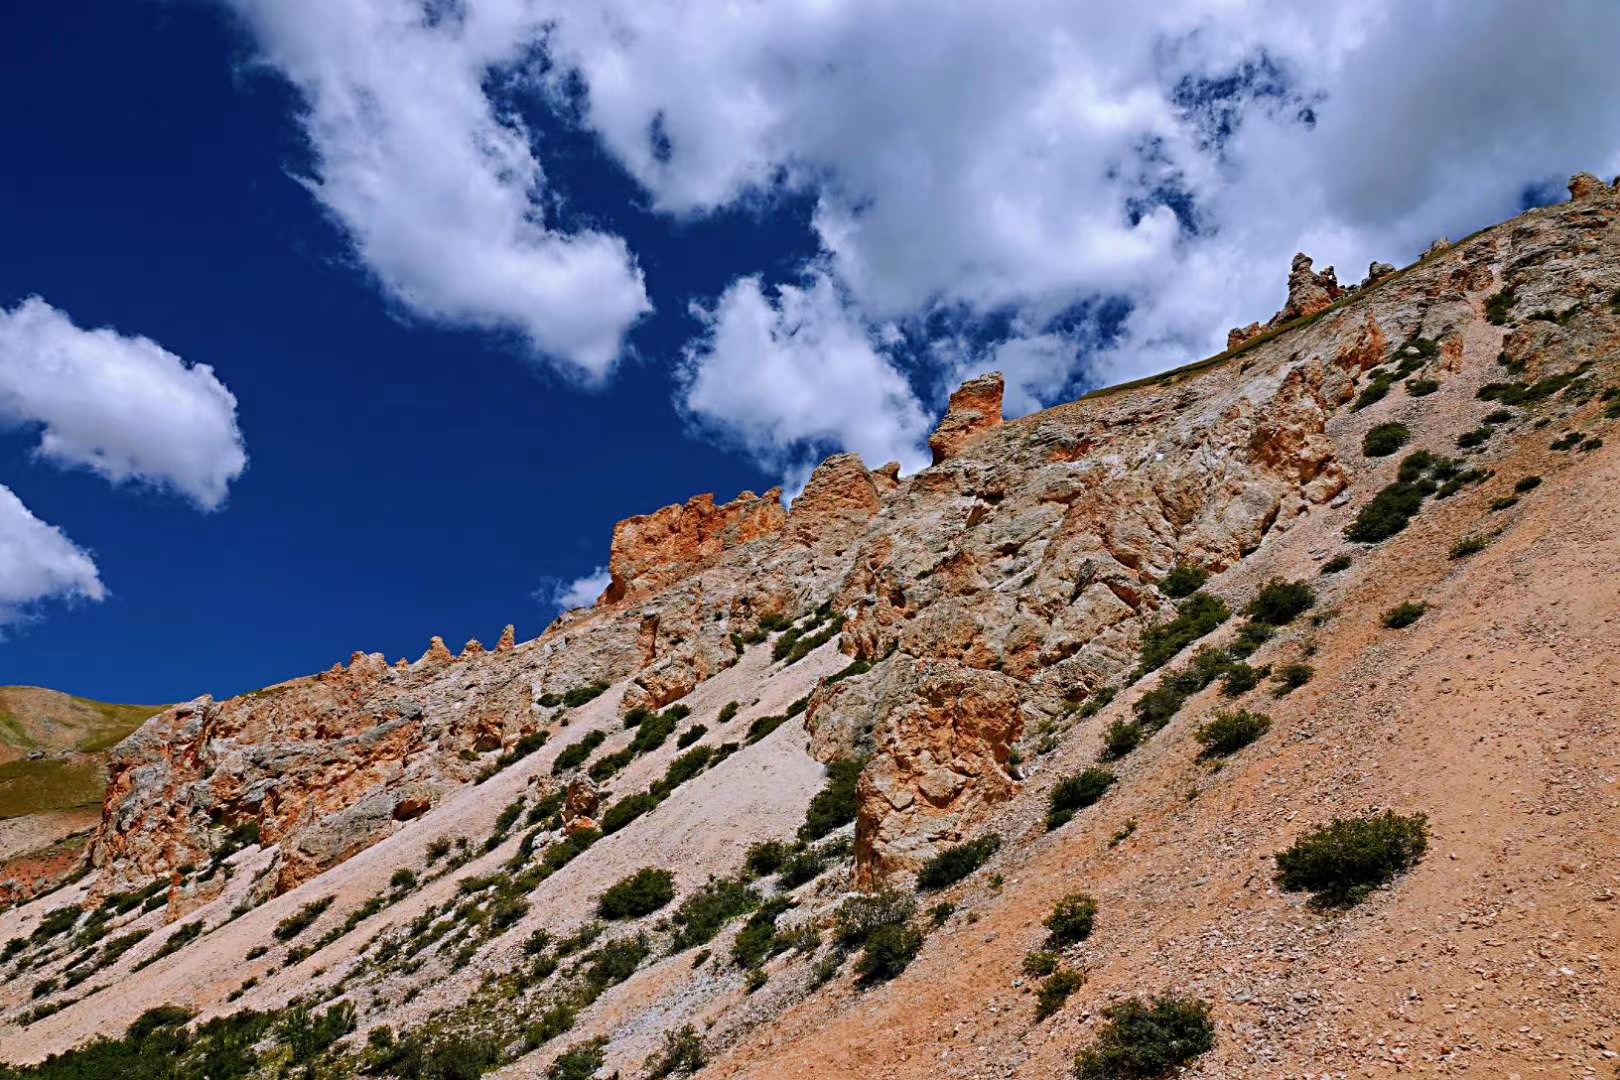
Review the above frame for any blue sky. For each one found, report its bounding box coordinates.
[1,1,1617,704]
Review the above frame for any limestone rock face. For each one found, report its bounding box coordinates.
[563,776,600,833]
[1568,171,1611,201]
[928,372,1004,464]
[603,489,786,606]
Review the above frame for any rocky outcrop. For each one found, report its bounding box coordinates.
[603,489,786,606]
[1568,172,1611,201]
[1362,260,1397,287]
[928,372,1004,464]
[1227,322,1263,350]
[1275,252,1342,324]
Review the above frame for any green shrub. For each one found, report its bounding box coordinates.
[643,1025,705,1080]
[1484,286,1516,325]
[1245,579,1315,625]
[743,839,788,877]
[732,898,793,969]
[853,922,923,984]
[800,758,864,841]
[587,747,635,782]
[1043,893,1098,948]
[623,707,653,728]
[1406,377,1439,396]
[1034,968,1084,1020]
[1158,565,1208,599]
[1352,373,1394,411]
[914,834,1001,891]
[716,701,740,724]
[551,729,608,775]
[1490,495,1519,511]
[1076,685,1117,719]
[630,711,678,754]
[582,935,650,991]
[1101,719,1142,759]
[671,876,759,950]
[1455,426,1493,449]
[1513,475,1542,493]
[1274,810,1429,907]
[1047,769,1115,830]
[744,713,789,744]
[273,897,332,942]
[775,845,832,888]
[657,745,713,793]
[1194,710,1271,758]
[1449,533,1490,559]
[1022,950,1059,977]
[1344,482,1425,543]
[1272,663,1314,695]
[561,683,608,709]
[600,792,660,835]
[548,1038,608,1080]
[675,724,707,750]
[1382,601,1425,629]
[390,868,417,892]
[1073,995,1216,1079]
[597,868,676,920]
[522,1004,577,1049]
[1362,422,1410,457]
[1219,663,1260,697]
[1136,592,1230,674]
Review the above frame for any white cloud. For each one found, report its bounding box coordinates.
[0,486,105,627]
[531,0,1620,459]
[221,0,651,380]
[0,297,247,509]
[546,566,610,611]
[678,273,932,484]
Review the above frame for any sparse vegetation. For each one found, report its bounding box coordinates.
[1246,579,1315,626]
[717,700,740,724]
[1272,663,1314,695]
[1449,533,1490,559]
[1194,709,1271,758]
[915,834,1001,891]
[273,897,332,942]
[561,683,608,709]
[1514,475,1542,493]
[1406,377,1439,396]
[1275,810,1430,907]
[671,876,759,950]
[1484,286,1517,325]
[1159,565,1208,599]
[1073,995,1217,1079]
[597,868,676,920]
[1383,601,1427,629]
[1044,893,1098,948]
[1320,552,1352,574]
[800,757,864,841]
[1101,718,1143,759]
[600,792,660,835]
[1047,769,1115,830]
[1034,968,1084,1021]
[551,729,608,775]
[1362,422,1410,457]
[1135,592,1230,674]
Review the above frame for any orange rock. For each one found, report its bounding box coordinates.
[603,489,786,605]
[928,372,1004,464]
[496,624,516,652]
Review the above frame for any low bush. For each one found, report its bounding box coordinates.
[1382,601,1426,629]
[732,898,793,969]
[548,1038,608,1080]
[600,792,660,835]
[675,724,707,750]
[1406,377,1439,396]
[1484,286,1517,325]
[743,839,788,877]
[1344,482,1425,543]
[1456,426,1493,449]
[1158,565,1208,599]
[644,1025,705,1080]
[1490,495,1519,511]
[1449,533,1490,559]
[1513,475,1542,493]
[273,897,333,942]
[716,701,741,724]
[671,876,759,950]
[630,711,678,754]
[1101,718,1143,759]
[1362,422,1410,457]
[1272,663,1314,695]
[587,748,635,782]
[561,683,608,709]
[1073,995,1216,1079]
[597,868,676,920]
[744,713,789,745]
[551,730,608,775]
[1246,579,1315,626]
[800,758,864,841]
[1136,592,1230,674]
[1219,663,1261,697]
[915,834,1001,891]
[1044,893,1098,948]
[1047,769,1115,830]
[853,923,923,984]
[1194,710,1271,758]
[1351,372,1394,411]
[1274,810,1429,907]
[1022,950,1059,977]
[1034,968,1084,1021]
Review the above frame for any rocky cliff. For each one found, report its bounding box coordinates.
[2,173,1619,1078]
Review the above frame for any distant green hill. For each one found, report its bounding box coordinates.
[0,687,164,819]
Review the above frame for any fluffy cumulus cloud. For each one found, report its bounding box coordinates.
[221,0,651,380]
[534,0,1620,469]
[545,565,610,611]
[0,487,105,627]
[220,1,1620,476]
[679,273,931,482]
[0,298,247,624]
[0,297,247,509]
